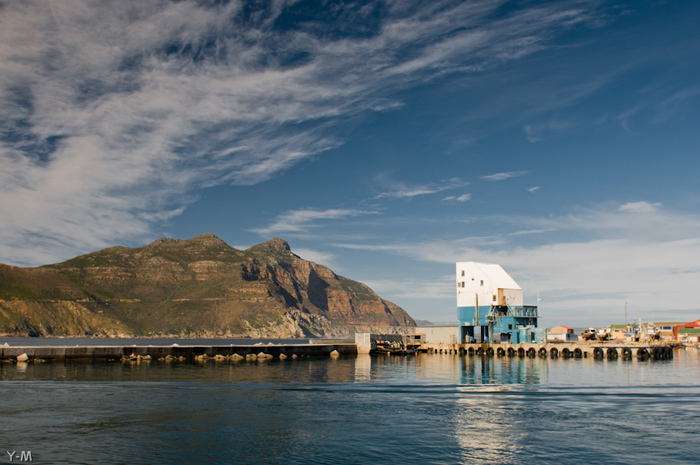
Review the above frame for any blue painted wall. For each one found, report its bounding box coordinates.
[458,305,539,343]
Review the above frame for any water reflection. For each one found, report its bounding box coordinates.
[452,357,541,462]
[4,349,698,386]
[460,356,543,385]
[15,362,28,373]
[354,354,372,381]
[454,389,526,463]
[0,356,359,384]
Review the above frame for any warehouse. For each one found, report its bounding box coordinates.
[547,325,577,342]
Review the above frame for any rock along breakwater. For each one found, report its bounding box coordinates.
[1,342,356,362]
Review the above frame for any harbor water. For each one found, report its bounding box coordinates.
[2,346,699,464]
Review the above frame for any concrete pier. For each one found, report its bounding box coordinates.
[0,338,678,362]
[421,342,676,360]
[0,342,357,362]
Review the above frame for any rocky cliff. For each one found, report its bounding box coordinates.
[0,234,415,338]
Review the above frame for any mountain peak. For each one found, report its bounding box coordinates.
[186,233,229,247]
[266,237,291,253]
[144,237,182,247]
[142,234,231,252]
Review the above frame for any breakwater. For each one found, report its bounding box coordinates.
[360,333,677,360]
[1,342,356,362]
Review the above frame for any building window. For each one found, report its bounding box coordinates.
[480,280,483,286]
[492,295,496,302]
[461,270,464,276]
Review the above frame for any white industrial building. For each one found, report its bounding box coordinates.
[456,262,523,310]
[456,261,539,343]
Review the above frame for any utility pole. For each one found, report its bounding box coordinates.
[624,301,628,327]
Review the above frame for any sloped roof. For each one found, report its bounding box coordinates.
[464,262,521,290]
[548,325,573,334]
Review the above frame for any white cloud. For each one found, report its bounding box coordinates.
[444,193,472,202]
[331,202,700,325]
[363,276,456,301]
[291,248,337,268]
[528,186,540,193]
[0,0,614,265]
[377,178,466,200]
[618,201,660,213]
[480,171,530,181]
[251,208,375,236]
[379,187,445,199]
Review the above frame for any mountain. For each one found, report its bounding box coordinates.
[0,234,415,338]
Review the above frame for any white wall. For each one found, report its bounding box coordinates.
[456,262,523,307]
[416,326,460,344]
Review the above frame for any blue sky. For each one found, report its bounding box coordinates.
[1,0,699,327]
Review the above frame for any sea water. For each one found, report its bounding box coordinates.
[1,348,699,464]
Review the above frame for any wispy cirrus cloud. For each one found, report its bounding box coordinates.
[290,248,338,269]
[480,171,530,181]
[377,187,446,199]
[618,201,660,213]
[443,194,472,202]
[376,177,466,199]
[652,85,700,124]
[363,275,457,301]
[0,0,612,265]
[251,208,376,237]
[524,119,576,142]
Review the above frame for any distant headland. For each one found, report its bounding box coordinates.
[0,234,415,338]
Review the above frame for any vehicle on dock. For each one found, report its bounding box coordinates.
[581,328,597,341]
[596,328,611,341]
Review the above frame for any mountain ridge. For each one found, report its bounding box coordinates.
[0,234,415,338]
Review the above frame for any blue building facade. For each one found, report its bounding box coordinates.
[458,304,539,343]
